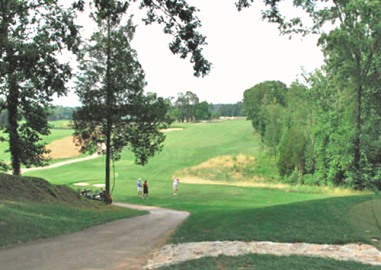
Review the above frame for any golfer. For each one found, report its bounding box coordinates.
[173,177,179,195]
[143,180,149,199]
[137,178,142,197]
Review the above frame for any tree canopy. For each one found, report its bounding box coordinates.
[242,0,381,190]
[0,0,80,175]
[73,1,176,203]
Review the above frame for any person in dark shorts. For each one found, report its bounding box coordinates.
[143,180,149,199]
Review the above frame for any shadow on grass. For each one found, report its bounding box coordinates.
[158,254,381,270]
[171,194,380,247]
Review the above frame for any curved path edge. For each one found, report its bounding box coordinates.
[145,240,381,269]
[20,153,100,174]
[0,203,189,270]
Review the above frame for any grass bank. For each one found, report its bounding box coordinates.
[158,254,381,270]
[0,174,145,248]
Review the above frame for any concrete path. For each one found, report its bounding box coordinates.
[21,153,100,174]
[0,203,189,270]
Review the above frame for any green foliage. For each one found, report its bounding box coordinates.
[48,106,76,121]
[194,101,211,121]
[174,91,200,122]
[243,81,287,138]
[263,103,284,162]
[139,0,211,77]
[278,127,306,178]
[0,1,80,175]
[240,0,381,190]
[73,9,170,202]
[210,102,244,117]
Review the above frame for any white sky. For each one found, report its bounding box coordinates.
[53,0,324,107]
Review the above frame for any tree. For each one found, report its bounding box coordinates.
[243,81,287,139]
[278,126,307,179]
[48,106,76,121]
[174,91,199,122]
[0,1,80,175]
[73,3,171,203]
[194,101,211,121]
[317,1,381,188]
[239,0,381,189]
[210,103,244,117]
[263,103,284,163]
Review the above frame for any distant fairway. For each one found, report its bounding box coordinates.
[23,118,381,268]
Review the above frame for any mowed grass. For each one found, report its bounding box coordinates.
[158,254,381,270]
[0,174,145,247]
[0,121,74,163]
[24,119,381,268]
[0,200,144,247]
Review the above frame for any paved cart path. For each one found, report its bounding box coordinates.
[0,203,189,270]
[21,153,100,174]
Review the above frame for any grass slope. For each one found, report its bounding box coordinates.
[0,174,145,248]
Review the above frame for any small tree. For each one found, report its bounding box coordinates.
[194,101,211,121]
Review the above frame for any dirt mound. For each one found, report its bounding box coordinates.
[46,136,81,159]
[0,174,81,204]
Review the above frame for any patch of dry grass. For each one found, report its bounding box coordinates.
[176,154,365,195]
[179,154,265,183]
[180,176,288,189]
[45,136,81,159]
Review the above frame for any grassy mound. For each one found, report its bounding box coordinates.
[0,174,145,248]
[0,174,81,204]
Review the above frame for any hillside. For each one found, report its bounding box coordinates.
[0,174,144,248]
[0,174,81,204]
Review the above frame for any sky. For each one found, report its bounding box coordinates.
[53,0,324,107]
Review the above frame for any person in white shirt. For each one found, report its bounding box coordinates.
[173,177,179,195]
[137,178,142,197]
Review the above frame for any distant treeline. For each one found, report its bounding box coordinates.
[166,91,243,123]
[0,105,76,125]
[210,103,244,118]
[48,106,77,121]
[0,101,243,124]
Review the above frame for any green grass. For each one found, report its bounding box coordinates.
[0,174,146,247]
[0,120,74,162]
[0,200,143,247]
[167,194,374,245]
[158,254,381,270]
[49,120,73,129]
[43,128,74,144]
[21,119,381,268]
[26,119,275,186]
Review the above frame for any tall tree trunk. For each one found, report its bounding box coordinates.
[354,82,362,189]
[104,17,113,204]
[2,1,21,176]
[353,49,364,189]
[105,122,112,203]
[8,75,21,176]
